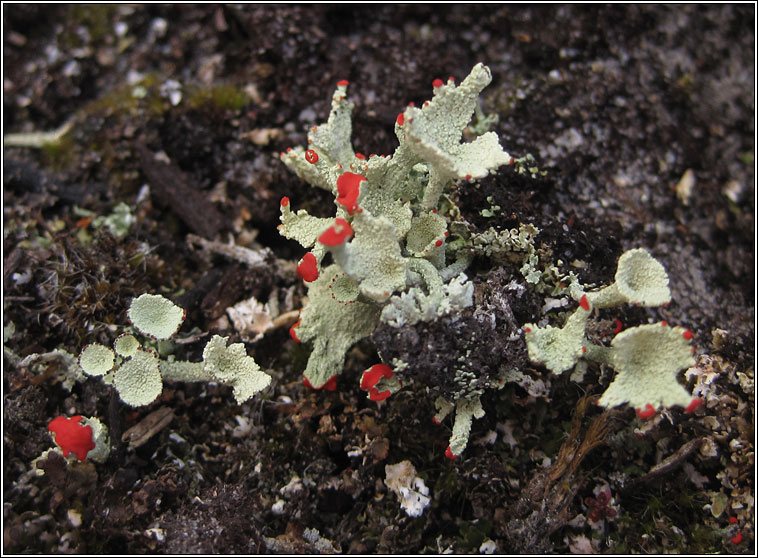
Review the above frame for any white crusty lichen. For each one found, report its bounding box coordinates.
[280,63,513,395]
[385,460,432,517]
[380,272,474,328]
[19,349,87,392]
[524,249,699,417]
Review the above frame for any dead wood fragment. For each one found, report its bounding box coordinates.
[623,437,706,490]
[122,407,175,449]
[501,395,617,553]
[199,265,251,320]
[186,233,274,270]
[137,145,225,238]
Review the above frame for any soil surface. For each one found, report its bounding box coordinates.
[3,4,754,554]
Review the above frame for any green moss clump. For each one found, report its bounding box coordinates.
[41,132,77,171]
[184,84,250,112]
[66,4,122,46]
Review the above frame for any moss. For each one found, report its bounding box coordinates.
[738,150,753,167]
[65,4,122,47]
[85,74,166,118]
[41,132,77,171]
[184,84,251,112]
[457,520,492,550]
[78,80,249,137]
[690,524,721,549]
[539,421,570,456]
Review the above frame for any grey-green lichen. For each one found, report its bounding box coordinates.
[127,293,186,340]
[276,64,534,457]
[280,63,513,395]
[524,249,698,417]
[78,294,271,407]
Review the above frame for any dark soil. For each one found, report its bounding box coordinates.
[3,4,754,554]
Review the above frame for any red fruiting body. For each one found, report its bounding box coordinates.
[432,416,441,425]
[445,446,458,460]
[435,240,443,247]
[369,388,391,401]
[290,319,301,342]
[636,404,657,419]
[323,375,338,391]
[581,346,587,353]
[432,78,443,88]
[361,364,394,401]
[336,172,365,215]
[48,415,95,461]
[303,374,337,391]
[305,149,319,164]
[579,294,590,311]
[444,231,449,237]
[407,101,415,107]
[280,196,290,207]
[448,76,455,82]
[355,152,366,160]
[297,253,319,282]
[360,364,393,390]
[524,327,531,333]
[319,218,354,246]
[685,397,702,414]
[396,113,405,126]
[465,174,471,180]
[729,516,739,525]
[286,147,293,152]
[661,320,668,327]
[337,80,349,86]
[613,319,623,334]
[682,330,694,340]
[731,531,743,544]
[509,156,515,165]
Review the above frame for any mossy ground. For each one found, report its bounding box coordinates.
[3,4,754,554]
